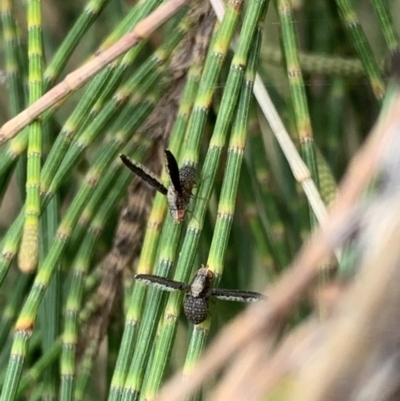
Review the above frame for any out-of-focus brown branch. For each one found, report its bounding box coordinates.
[156,76,400,401]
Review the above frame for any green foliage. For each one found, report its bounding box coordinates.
[0,0,398,400]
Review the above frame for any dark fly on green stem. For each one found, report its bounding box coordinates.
[135,266,266,324]
[120,150,196,222]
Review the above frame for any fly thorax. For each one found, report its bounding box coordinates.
[190,274,208,297]
[167,185,179,212]
[190,267,212,297]
[179,164,196,199]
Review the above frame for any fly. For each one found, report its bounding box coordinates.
[135,266,266,324]
[120,150,196,222]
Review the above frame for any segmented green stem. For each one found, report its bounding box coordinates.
[0,0,162,191]
[239,161,277,277]
[0,69,161,290]
[44,0,112,87]
[107,45,204,401]
[115,3,244,400]
[275,0,319,228]
[74,340,97,401]
[140,2,266,399]
[0,0,120,197]
[40,17,186,198]
[0,330,30,401]
[0,212,24,286]
[16,338,61,396]
[370,0,399,53]
[43,72,160,200]
[120,224,183,401]
[68,136,149,250]
[0,0,27,200]
[183,19,262,399]
[74,0,164,119]
[0,273,32,348]
[88,2,187,116]
[262,46,380,76]
[15,286,106,398]
[246,106,291,271]
[60,148,143,401]
[336,0,385,100]
[0,87,161,401]
[113,16,216,391]
[0,0,25,117]
[182,0,244,164]
[18,0,44,272]
[38,195,60,401]
[60,234,95,401]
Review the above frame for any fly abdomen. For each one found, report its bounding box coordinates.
[183,294,208,324]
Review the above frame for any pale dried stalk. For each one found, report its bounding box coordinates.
[155,80,400,401]
[0,0,189,145]
[209,0,327,226]
[210,335,274,401]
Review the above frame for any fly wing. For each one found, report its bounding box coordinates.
[164,150,182,193]
[210,288,266,302]
[135,274,188,292]
[120,154,168,195]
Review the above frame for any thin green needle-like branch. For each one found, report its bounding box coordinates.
[139,2,266,400]
[0,0,122,187]
[275,0,319,223]
[157,71,400,401]
[0,0,397,399]
[0,0,25,117]
[0,0,189,145]
[107,7,214,401]
[0,82,162,401]
[60,148,151,401]
[210,0,328,227]
[118,1,243,399]
[336,0,385,100]
[369,0,400,53]
[44,0,112,87]
[0,0,113,174]
[262,46,379,77]
[182,21,263,400]
[18,0,44,272]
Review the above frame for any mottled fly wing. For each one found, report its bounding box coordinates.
[120,154,168,195]
[164,150,182,193]
[135,274,188,292]
[210,288,266,302]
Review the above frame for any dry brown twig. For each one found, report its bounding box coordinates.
[155,75,400,401]
[0,0,189,145]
